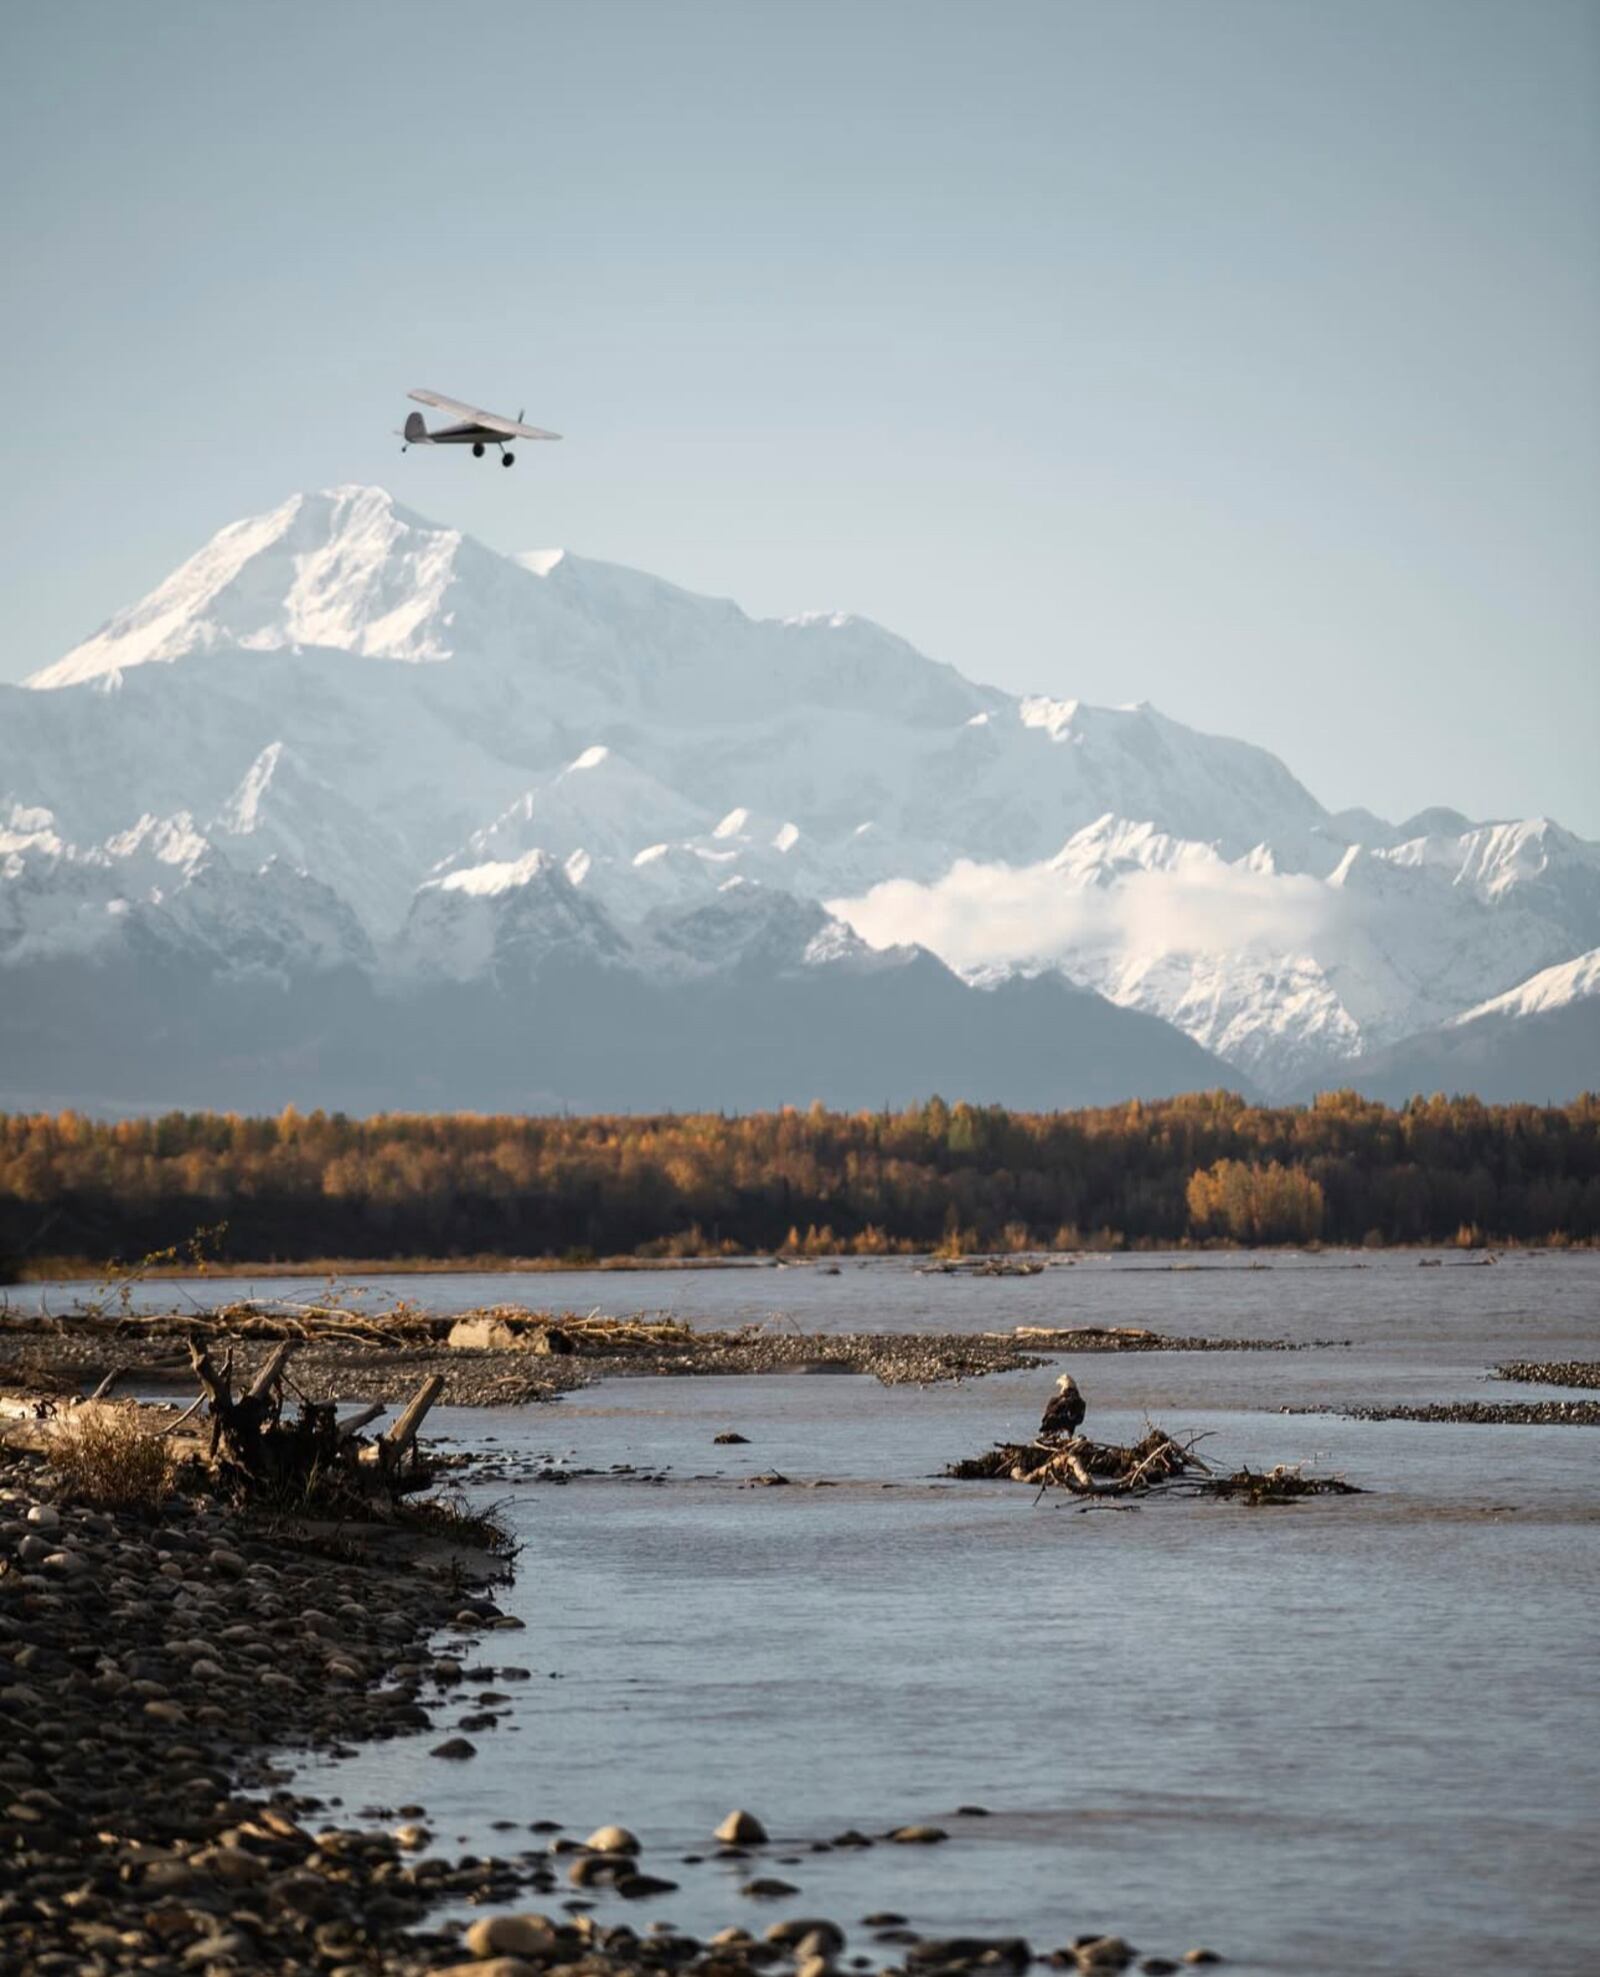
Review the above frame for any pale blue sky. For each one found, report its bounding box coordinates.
[2,0,1596,833]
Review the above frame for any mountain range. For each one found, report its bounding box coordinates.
[2,484,1595,1112]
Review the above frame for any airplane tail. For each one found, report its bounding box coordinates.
[403,411,428,443]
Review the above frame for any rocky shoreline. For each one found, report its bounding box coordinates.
[0,1320,1325,1410]
[2,1418,1227,1977]
[1290,1396,1600,1426]
[0,1436,559,1973]
[1495,1360,1600,1391]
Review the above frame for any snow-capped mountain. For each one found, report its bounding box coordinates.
[1341,947,1600,1106]
[2,483,1595,1109]
[1448,946,1600,1027]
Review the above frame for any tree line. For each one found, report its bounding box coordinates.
[1,1090,1597,1272]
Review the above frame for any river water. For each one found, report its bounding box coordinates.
[25,1252,1600,1973]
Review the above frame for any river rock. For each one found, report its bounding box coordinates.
[616,1871,679,1899]
[464,1914,558,1956]
[1076,1939,1135,1971]
[889,1824,948,1843]
[767,1918,845,1952]
[430,1737,477,1760]
[583,1823,641,1854]
[570,1851,639,1887]
[430,1961,542,1977]
[716,1808,769,1843]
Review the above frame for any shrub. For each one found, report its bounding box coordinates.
[50,1405,176,1512]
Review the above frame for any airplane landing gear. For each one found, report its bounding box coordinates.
[472,441,485,458]
[502,451,515,467]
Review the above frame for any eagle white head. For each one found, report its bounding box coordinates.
[1054,1373,1078,1392]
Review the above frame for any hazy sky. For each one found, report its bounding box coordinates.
[2,0,1595,833]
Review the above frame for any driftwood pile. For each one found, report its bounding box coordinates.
[948,1426,1362,1504]
[184,1338,443,1509]
[4,1296,695,1354]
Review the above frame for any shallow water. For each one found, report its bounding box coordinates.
[14,1244,1599,1354]
[267,1257,1600,1976]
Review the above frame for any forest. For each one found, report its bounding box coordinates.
[1,1091,1597,1272]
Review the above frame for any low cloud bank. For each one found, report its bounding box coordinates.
[829,854,1339,975]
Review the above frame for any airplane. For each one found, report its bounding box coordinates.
[399,389,562,468]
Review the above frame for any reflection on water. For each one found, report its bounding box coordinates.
[292,1318,1600,1976]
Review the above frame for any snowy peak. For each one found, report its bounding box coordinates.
[28,487,475,686]
[396,848,634,984]
[444,746,714,873]
[638,879,893,981]
[1448,946,1600,1027]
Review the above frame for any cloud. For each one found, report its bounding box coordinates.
[828,852,1339,976]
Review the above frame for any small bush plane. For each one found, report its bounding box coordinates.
[399,389,561,468]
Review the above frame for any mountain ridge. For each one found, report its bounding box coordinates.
[4,484,1595,1107]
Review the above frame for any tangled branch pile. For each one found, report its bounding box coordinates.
[948,1427,1361,1504]
[948,1428,1204,1494]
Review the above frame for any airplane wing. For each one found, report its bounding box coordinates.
[408,389,561,441]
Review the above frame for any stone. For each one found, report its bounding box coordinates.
[430,1738,477,1760]
[766,1918,845,1952]
[1181,1956,1221,1967]
[428,1961,542,1977]
[583,1823,641,1854]
[1076,1940,1134,1971]
[569,1852,632,1886]
[743,1876,800,1898]
[715,1808,769,1844]
[448,1315,521,1351]
[908,1940,1030,1970]
[24,1505,61,1532]
[464,1915,558,1956]
[395,1823,432,1850]
[889,1825,947,1844]
[616,1872,679,1899]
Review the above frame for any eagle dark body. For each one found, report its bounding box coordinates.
[1039,1375,1086,1440]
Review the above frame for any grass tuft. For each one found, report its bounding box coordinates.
[49,1404,176,1512]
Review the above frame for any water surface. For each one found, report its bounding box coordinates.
[269,1257,1600,1976]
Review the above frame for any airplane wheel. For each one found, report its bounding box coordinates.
[472,442,485,458]
[502,451,515,467]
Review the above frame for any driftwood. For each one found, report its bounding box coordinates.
[185,1336,442,1506]
[948,1424,1362,1503]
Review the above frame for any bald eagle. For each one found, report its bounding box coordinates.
[1039,1373,1086,1440]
